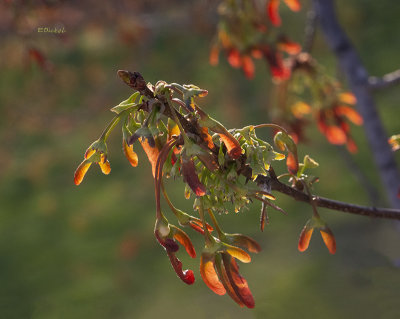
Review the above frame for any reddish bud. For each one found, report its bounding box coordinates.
[209,45,220,66]
[325,126,347,145]
[227,49,242,68]
[225,234,261,253]
[219,133,242,159]
[267,0,281,26]
[200,254,226,295]
[264,49,290,80]
[286,151,299,175]
[214,255,246,307]
[172,226,196,258]
[123,139,139,167]
[140,137,160,177]
[163,238,179,252]
[251,49,263,59]
[320,227,336,254]
[189,219,213,234]
[225,244,251,263]
[291,101,311,119]
[335,105,363,125]
[298,224,314,252]
[222,254,255,308]
[388,135,400,152]
[346,138,358,153]
[283,0,301,11]
[242,55,255,79]
[339,92,357,105]
[200,126,216,152]
[74,160,92,185]
[99,159,111,175]
[167,251,195,285]
[277,36,302,55]
[181,156,206,196]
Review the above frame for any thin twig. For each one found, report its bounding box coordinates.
[303,8,318,53]
[368,69,400,90]
[267,176,400,220]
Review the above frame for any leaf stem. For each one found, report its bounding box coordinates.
[253,123,288,134]
[207,209,224,238]
[198,198,213,244]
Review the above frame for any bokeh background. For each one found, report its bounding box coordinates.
[0,1,399,318]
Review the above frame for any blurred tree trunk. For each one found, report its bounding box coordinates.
[313,0,400,208]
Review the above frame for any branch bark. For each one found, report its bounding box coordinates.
[313,0,400,208]
[266,176,400,220]
[369,69,400,90]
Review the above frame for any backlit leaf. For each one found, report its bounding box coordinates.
[222,254,255,308]
[140,137,160,177]
[225,244,251,263]
[267,0,281,26]
[283,0,301,11]
[74,160,92,185]
[242,55,255,79]
[172,226,196,258]
[123,139,139,167]
[298,224,313,252]
[320,227,336,254]
[181,156,206,196]
[325,126,347,145]
[339,92,357,105]
[335,105,363,125]
[227,49,242,68]
[200,254,226,295]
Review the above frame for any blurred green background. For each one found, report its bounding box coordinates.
[0,1,399,318]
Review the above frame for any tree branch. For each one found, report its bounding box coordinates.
[368,69,400,90]
[313,0,400,208]
[267,177,400,220]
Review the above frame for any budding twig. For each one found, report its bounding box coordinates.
[267,175,400,220]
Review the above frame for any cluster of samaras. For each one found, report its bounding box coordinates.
[74,71,335,308]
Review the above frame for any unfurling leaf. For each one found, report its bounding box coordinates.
[123,140,138,167]
[335,106,363,125]
[303,155,319,170]
[181,155,206,196]
[140,137,160,177]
